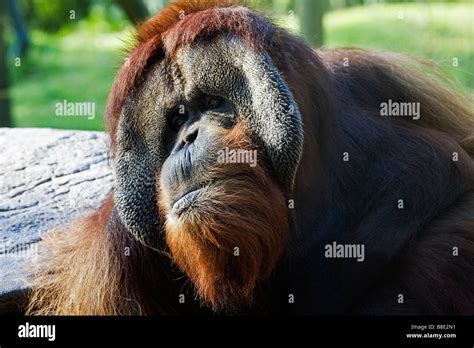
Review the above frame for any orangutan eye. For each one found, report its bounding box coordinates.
[204,96,225,110]
[170,113,188,131]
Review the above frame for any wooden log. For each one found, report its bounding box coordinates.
[0,128,114,313]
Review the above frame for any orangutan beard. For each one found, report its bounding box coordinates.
[158,126,289,312]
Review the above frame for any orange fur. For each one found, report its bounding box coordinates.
[26,197,122,315]
[26,196,179,315]
[159,124,288,311]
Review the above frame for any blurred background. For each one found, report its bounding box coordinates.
[0,0,472,131]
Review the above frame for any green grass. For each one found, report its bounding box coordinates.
[10,28,133,130]
[8,2,474,131]
[324,3,474,91]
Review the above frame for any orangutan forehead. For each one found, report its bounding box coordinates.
[160,5,273,56]
[165,36,248,97]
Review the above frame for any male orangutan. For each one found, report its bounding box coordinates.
[27,0,474,315]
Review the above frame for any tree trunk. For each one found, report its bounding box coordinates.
[0,1,12,127]
[298,0,327,48]
[115,0,150,23]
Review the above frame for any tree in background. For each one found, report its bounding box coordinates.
[0,0,11,127]
[251,0,327,47]
[115,0,150,23]
[19,0,91,32]
[1,0,29,127]
[298,0,327,47]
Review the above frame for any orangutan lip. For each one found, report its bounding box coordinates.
[172,188,204,215]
